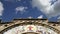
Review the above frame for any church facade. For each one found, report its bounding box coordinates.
[0,18,60,34]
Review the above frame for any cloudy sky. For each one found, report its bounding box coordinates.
[0,0,60,22]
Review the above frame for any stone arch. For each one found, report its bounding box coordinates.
[0,23,60,34]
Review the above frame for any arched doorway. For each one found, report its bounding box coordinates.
[22,32,39,34]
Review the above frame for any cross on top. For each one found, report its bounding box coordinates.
[28,26,33,30]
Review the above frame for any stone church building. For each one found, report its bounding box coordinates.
[0,18,60,34]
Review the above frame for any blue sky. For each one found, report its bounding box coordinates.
[0,0,60,22]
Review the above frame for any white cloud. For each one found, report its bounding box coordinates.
[18,0,21,1]
[57,16,60,22]
[28,16,33,18]
[37,15,43,19]
[0,2,4,16]
[32,0,60,18]
[15,6,28,14]
[57,16,60,19]
[5,0,21,2]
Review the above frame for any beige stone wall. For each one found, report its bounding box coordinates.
[0,19,60,34]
